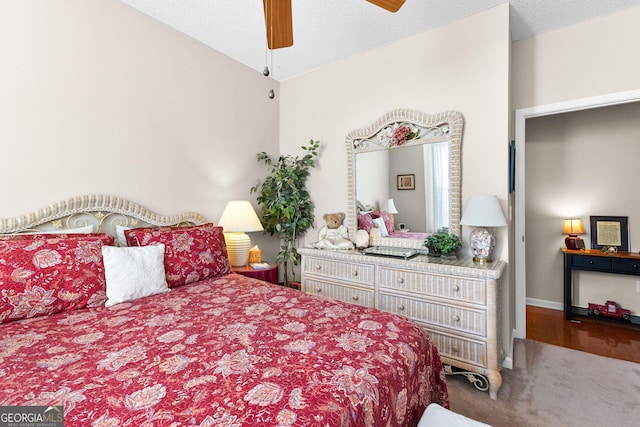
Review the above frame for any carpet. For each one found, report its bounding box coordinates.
[445,338,640,427]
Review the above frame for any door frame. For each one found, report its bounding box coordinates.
[513,89,640,339]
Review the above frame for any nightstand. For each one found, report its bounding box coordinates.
[232,263,278,285]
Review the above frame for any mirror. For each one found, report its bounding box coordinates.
[346,109,464,249]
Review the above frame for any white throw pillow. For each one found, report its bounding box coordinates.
[102,244,169,307]
[115,224,132,247]
[29,224,94,234]
[372,217,389,237]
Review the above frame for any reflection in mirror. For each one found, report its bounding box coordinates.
[356,141,449,233]
[346,109,464,249]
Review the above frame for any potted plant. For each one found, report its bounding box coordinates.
[251,139,320,286]
[424,228,463,257]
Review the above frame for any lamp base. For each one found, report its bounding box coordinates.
[565,235,585,250]
[224,232,251,267]
[472,255,492,265]
[469,227,496,265]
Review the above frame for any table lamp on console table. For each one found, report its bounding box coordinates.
[563,218,585,250]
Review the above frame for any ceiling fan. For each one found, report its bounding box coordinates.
[262,0,406,49]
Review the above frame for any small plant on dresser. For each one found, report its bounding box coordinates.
[424,228,463,256]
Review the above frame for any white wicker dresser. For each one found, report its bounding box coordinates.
[298,247,506,400]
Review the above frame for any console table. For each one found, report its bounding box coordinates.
[298,247,506,399]
[562,248,640,323]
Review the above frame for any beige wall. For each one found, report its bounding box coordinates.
[0,0,280,258]
[281,4,512,343]
[513,5,640,312]
[512,6,640,110]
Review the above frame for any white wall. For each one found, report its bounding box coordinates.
[0,0,280,259]
[281,4,511,344]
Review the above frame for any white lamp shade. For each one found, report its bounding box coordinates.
[218,201,264,233]
[386,199,398,214]
[218,201,264,267]
[460,195,507,227]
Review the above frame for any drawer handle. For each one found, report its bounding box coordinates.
[398,304,405,311]
[397,277,405,284]
[316,265,322,270]
[452,285,460,292]
[634,264,639,269]
[588,260,595,265]
[352,295,359,301]
[452,315,460,322]
[353,270,358,277]
[452,345,460,353]
[315,287,322,293]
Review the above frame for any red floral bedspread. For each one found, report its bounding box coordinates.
[0,273,448,426]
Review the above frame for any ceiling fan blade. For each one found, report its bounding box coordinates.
[366,0,406,13]
[263,0,293,49]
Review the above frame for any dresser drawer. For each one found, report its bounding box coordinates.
[424,328,487,368]
[572,255,611,271]
[303,257,374,286]
[378,293,486,336]
[612,258,640,274]
[377,267,486,305]
[303,278,374,308]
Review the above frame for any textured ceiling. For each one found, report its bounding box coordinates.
[120,0,640,81]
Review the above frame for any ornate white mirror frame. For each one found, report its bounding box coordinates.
[345,109,464,249]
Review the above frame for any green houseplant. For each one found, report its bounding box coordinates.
[424,228,463,256]
[250,139,320,286]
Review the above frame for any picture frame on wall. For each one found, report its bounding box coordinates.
[397,174,415,190]
[590,216,629,251]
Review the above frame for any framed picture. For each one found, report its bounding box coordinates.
[590,216,629,251]
[397,174,415,190]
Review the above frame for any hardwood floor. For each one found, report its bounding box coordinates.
[526,305,640,364]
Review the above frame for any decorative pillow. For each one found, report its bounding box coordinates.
[124,224,230,287]
[0,232,111,242]
[102,245,169,307]
[115,225,132,247]
[0,234,114,323]
[372,217,389,237]
[37,224,94,234]
[372,211,395,234]
[358,213,375,233]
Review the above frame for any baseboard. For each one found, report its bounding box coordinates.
[526,297,563,311]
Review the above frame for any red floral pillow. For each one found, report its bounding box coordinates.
[372,211,395,234]
[125,224,230,288]
[358,213,375,233]
[0,232,110,241]
[0,234,114,324]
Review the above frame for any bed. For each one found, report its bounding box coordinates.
[0,195,448,426]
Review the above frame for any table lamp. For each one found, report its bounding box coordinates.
[218,200,264,267]
[459,195,507,265]
[386,199,398,214]
[563,218,585,250]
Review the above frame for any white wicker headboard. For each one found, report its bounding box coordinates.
[0,194,207,235]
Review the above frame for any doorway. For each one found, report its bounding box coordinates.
[513,89,640,340]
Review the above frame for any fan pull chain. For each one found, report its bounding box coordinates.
[264,0,275,99]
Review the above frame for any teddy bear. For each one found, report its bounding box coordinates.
[312,212,354,250]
